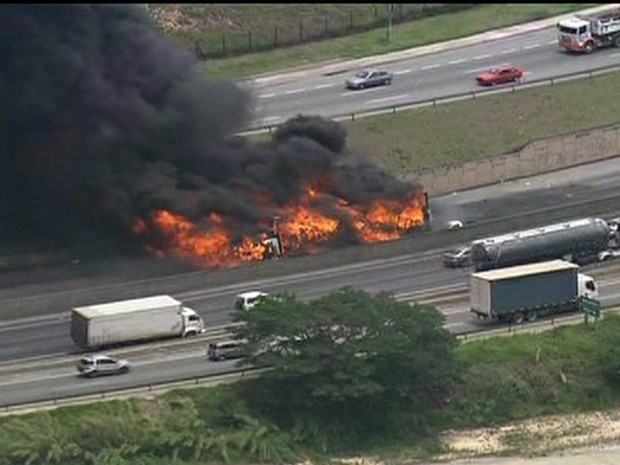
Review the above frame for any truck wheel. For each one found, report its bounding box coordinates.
[512,311,525,325]
[526,310,538,322]
[584,42,594,54]
[615,36,620,48]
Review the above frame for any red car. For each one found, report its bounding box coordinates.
[476,64,524,86]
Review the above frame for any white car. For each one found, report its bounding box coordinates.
[447,220,463,230]
[77,354,130,378]
[598,249,620,262]
[234,291,269,312]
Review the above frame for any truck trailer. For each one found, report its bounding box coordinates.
[71,295,205,349]
[557,9,620,53]
[470,260,598,325]
[471,217,612,271]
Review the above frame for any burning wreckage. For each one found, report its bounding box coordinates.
[1,4,430,269]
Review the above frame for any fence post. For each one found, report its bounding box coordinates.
[324,17,328,34]
[349,10,353,30]
[221,34,226,55]
[351,113,355,121]
[248,31,252,52]
[299,20,303,41]
[274,26,278,46]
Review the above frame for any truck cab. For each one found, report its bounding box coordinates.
[578,273,598,300]
[181,307,205,336]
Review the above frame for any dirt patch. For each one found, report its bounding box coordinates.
[439,408,620,460]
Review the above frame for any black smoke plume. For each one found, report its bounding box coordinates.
[0,4,422,260]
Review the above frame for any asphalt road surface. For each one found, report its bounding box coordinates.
[247,28,620,127]
[1,155,620,366]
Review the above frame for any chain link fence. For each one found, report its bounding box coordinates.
[171,4,478,60]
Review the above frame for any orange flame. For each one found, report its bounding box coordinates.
[133,187,426,268]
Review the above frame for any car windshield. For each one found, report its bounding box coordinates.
[79,358,94,366]
[355,71,371,79]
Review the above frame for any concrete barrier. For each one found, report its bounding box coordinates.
[415,123,620,195]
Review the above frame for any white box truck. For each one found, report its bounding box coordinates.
[470,260,598,325]
[71,295,205,349]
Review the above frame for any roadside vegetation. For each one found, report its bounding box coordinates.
[2,290,620,465]
[148,4,597,79]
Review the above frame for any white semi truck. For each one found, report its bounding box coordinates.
[71,295,205,349]
[470,260,598,325]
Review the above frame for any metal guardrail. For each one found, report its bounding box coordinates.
[0,367,267,416]
[239,63,620,136]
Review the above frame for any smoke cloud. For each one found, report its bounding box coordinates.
[0,4,422,260]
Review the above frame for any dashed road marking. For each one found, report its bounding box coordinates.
[473,54,492,60]
[284,88,304,95]
[449,59,467,65]
[314,84,333,89]
[498,48,516,54]
[548,39,558,45]
[394,69,412,75]
[422,63,441,70]
[364,93,410,105]
[257,93,275,99]
[608,52,620,58]
[523,43,541,50]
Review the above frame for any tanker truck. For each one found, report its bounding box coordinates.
[471,217,613,272]
[71,295,205,349]
[470,260,598,325]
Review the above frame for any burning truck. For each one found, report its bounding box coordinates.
[1,5,429,269]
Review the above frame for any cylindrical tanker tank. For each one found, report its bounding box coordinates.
[472,217,612,271]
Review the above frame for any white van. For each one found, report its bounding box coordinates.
[234,291,269,311]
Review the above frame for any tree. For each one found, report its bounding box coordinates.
[232,287,461,445]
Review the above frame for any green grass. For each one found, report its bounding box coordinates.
[342,71,620,176]
[159,3,599,79]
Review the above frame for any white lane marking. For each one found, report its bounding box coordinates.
[340,87,384,97]
[523,43,541,50]
[364,93,410,105]
[314,84,333,90]
[449,59,467,65]
[548,39,558,45]
[498,48,516,54]
[422,63,441,70]
[284,88,304,95]
[257,93,275,99]
[464,66,493,75]
[473,54,492,60]
[394,69,412,75]
[608,52,620,58]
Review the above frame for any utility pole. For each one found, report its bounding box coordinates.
[386,3,394,43]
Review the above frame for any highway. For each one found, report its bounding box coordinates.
[248,27,620,127]
[2,152,620,409]
[2,155,620,367]
[2,15,620,408]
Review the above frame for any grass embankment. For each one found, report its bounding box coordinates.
[149,4,597,80]
[3,314,620,465]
